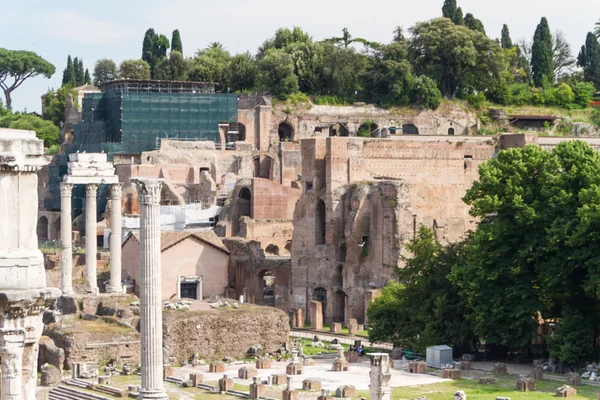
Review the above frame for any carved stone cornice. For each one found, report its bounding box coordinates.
[132,178,163,206]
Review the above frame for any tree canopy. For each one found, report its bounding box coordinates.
[93,59,118,86]
[531,17,554,87]
[119,59,151,80]
[171,29,183,54]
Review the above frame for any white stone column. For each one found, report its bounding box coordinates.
[133,178,167,400]
[108,184,123,293]
[85,184,99,295]
[368,353,392,400]
[0,329,26,400]
[60,183,74,296]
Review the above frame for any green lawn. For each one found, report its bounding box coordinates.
[304,322,369,337]
[355,375,600,400]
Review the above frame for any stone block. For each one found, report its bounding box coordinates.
[309,301,323,330]
[565,373,581,386]
[219,376,233,393]
[209,361,225,373]
[330,322,342,333]
[391,347,403,360]
[272,374,287,385]
[317,390,334,400]
[286,362,304,375]
[479,376,496,385]
[346,351,360,363]
[256,358,272,369]
[336,385,356,398]
[40,364,61,387]
[238,366,258,379]
[358,324,364,331]
[250,381,265,399]
[442,369,461,379]
[556,385,577,397]
[459,361,472,370]
[492,363,508,375]
[303,358,316,366]
[516,378,535,392]
[294,308,305,328]
[332,358,349,372]
[163,365,174,380]
[347,318,358,335]
[531,366,543,381]
[303,378,322,391]
[98,376,110,385]
[283,389,299,400]
[408,361,427,374]
[127,385,140,392]
[189,373,203,387]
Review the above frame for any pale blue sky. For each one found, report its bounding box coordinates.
[3,0,600,112]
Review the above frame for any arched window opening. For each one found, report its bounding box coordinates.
[338,243,347,262]
[357,121,379,137]
[239,187,252,201]
[278,122,293,142]
[402,124,419,135]
[265,244,280,256]
[315,199,326,245]
[448,127,455,136]
[37,216,48,241]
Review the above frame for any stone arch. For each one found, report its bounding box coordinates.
[284,241,292,254]
[330,123,349,137]
[315,199,326,245]
[37,216,48,241]
[291,181,301,190]
[265,244,280,256]
[333,290,346,323]
[235,187,252,236]
[238,123,246,142]
[258,269,275,307]
[239,187,252,201]
[52,216,61,241]
[278,121,293,142]
[402,123,419,135]
[448,127,455,136]
[358,121,379,137]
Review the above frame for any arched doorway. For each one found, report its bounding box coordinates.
[330,123,349,137]
[358,121,379,137]
[278,122,293,142]
[258,269,275,307]
[315,199,326,245]
[313,287,327,323]
[52,217,61,241]
[236,187,252,236]
[333,290,346,323]
[238,123,246,142]
[448,127,455,135]
[284,241,292,255]
[37,216,48,241]
[402,124,419,135]
[265,244,279,256]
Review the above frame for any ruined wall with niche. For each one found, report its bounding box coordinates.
[290,136,499,324]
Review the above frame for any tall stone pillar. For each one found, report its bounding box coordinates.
[0,330,25,400]
[108,184,123,293]
[85,184,99,295]
[133,178,167,400]
[60,183,74,295]
[368,353,392,400]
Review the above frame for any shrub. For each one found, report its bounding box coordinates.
[591,109,600,129]
[466,92,486,109]
[284,92,310,105]
[412,75,442,110]
[554,83,575,108]
[572,82,597,108]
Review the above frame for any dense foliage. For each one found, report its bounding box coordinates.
[0,102,59,147]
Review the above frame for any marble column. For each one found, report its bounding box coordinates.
[368,353,392,400]
[108,184,123,293]
[0,329,26,400]
[133,178,167,400]
[85,184,99,295]
[60,183,74,296]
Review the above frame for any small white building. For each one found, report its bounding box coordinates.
[426,345,453,368]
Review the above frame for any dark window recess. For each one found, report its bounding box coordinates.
[180,282,198,299]
[361,236,370,257]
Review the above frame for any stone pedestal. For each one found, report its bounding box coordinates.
[459,361,472,370]
[336,385,356,398]
[408,361,427,374]
[516,378,535,391]
[531,366,543,380]
[443,369,461,379]
[133,178,167,400]
[189,373,203,387]
[309,301,323,330]
[302,378,322,391]
[272,374,286,385]
[332,348,349,372]
[249,377,265,399]
[565,373,581,386]
[256,358,271,369]
[238,366,258,379]
[286,362,304,375]
[317,389,333,400]
[209,361,225,373]
[108,184,123,293]
[218,375,233,393]
[330,323,342,333]
[85,184,99,294]
[368,353,392,400]
[162,365,173,380]
[59,182,74,295]
[556,385,577,397]
[294,309,304,328]
[347,318,358,335]
[492,362,508,375]
[0,129,61,400]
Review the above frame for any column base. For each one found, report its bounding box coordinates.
[137,389,168,400]
[84,287,99,296]
[106,286,124,294]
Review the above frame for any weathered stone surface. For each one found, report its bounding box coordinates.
[209,361,225,373]
[271,374,286,385]
[286,362,304,375]
[283,389,299,400]
[303,378,322,391]
[478,376,497,385]
[256,357,272,369]
[443,369,461,379]
[408,361,427,374]
[303,358,316,366]
[238,366,258,379]
[163,365,174,380]
[556,385,577,397]
[530,366,544,381]
[310,301,323,330]
[516,378,536,392]
[332,358,350,372]
[330,322,342,333]
[492,363,508,375]
[39,336,65,372]
[459,361,472,370]
[250,379,265,399]
[219,376,233,393]
[189,373,203,386]
[40,364,61,387]
[391,348,403,360]
[336,385,356,398]
[565,373,581,386]
[454,390,467,400]
[347,318,358,335]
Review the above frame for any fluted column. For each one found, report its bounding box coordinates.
[85,184,99,295]
[133,178,167,400]
[108,184,123,293]
[60,183,74,296]
[0,329,26,400]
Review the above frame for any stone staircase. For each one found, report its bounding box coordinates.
[48,385,113,400]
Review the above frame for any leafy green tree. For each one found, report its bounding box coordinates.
[0,48,55,110]
[84,69,91,84]
[320,43,365,100]
[119,59,151,80]
[442,0,458,22]
[464,13,485,34]
[501,24,513,49]
[62,55,76,86]
[258,27,312,57]
[595,19,600,38]
[554,82,574,107]
[409,18,505,98]
[225,53,257,92]
[171,29,183,54]
[325,28,374,49]
[547,309,594,366]
[92,59,118,85]
[256,49,298,98]
[412,75,442,109]
[0,111,59,147]
[43,86,78,127]
[578,32,600,89]
[188,45,231,86]
[531,17,554,87]
[366,282,406,347]
[153,51,188,81]
[571,81,596,107]
[553,31,576,81]
[454,7,464,25]
[142,28,170,77]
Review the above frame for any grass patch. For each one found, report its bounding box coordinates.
[57,317,135,335]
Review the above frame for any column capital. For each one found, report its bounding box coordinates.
[109,183,123,198]
[59,182,73,197]
[85,183,99,197]
[132,178,163,206]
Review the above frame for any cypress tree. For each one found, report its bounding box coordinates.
[578,32,600,89]
[84,69,91,85]
[454,7,464,25]
[74,57,84,86]
[464,13,485,34]
[501,24,513,49]
[142,28,156,70]
[171,29,183,54]
[531,17,554,87]
[442,0,457,21]
[62,55,76,86]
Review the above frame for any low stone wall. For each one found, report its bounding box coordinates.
[163,304,289,361]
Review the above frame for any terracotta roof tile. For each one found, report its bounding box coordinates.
[129,230,229,254]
